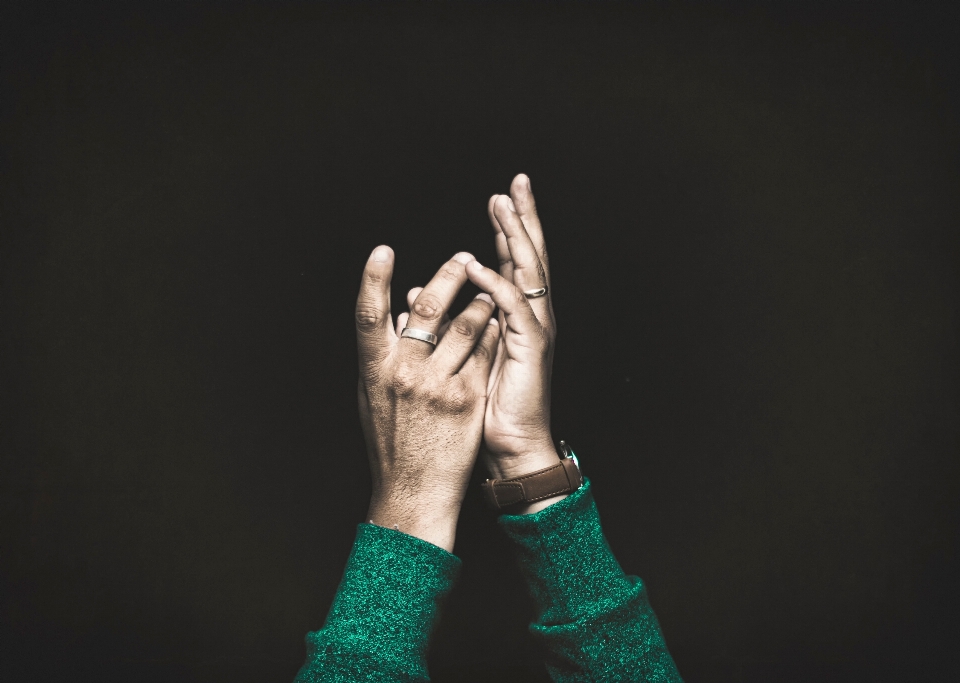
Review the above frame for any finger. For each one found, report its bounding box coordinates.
[486,316,507,396]
[407,286,450,338]
[356,245,396,373]
[395,311,409,339]
[398,309,449,340]
[486,195,514,373]
[406,286,423,309]
[464,259,546,354]
[432,293,496,374]
[438,319,451,340]
[487,194,515,284]
[492,194,552,325]
[400,252,475,359]
[509,174,551,291]
[459,316,501,388]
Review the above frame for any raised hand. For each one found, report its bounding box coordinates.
[355,248,501,551]
[393,175,562,513]
[465,175,564,512]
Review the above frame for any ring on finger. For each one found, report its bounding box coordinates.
[523,286,548,299]
[400,327,438,346]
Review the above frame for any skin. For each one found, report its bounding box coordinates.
[356,174,562,552]
[356,250,501,552]
[398,174,565,515]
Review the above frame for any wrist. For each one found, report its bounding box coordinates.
[482,449,569,515]
[367,491,461,552]
[483,449,561,481]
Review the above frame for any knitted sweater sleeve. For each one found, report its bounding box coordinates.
[498,478,684,683]
[293,523,461,683]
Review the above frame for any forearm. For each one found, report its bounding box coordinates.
[294,522,461,683]
[498,479,683,682]
[367,490,461,552]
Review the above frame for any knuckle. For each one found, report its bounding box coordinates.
[448,317,476,340]
[412,294,443,321]
[443,380,473,413]
[472,338,492,362]
[523,320,550,352]
[390,367,421,397]
[355,301,382,330]
[536,325,551,350]
[535,260,548,284]
[364,268,386,285]
[439,262,462,282]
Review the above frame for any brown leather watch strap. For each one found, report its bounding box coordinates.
[481,457,583,511]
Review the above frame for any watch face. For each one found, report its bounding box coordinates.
[560,440,581,473]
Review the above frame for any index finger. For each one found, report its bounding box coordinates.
[465,259,545,353]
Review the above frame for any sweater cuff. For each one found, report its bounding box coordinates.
[497,477,631,625]
[313,523,461,667]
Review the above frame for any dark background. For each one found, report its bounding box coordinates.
[1,1,958,681]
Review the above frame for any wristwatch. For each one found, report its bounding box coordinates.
[481,440,584,511]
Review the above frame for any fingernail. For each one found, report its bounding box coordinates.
[467,259,483,270]
[525,175,531,190]
[475,293,493,304]
[452,252,474,265]
[371,246,390,262]
[506,198,517,213]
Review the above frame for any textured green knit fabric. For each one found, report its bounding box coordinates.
[294,478,682,682]
[499,478,684,682]
[293,522,460,682]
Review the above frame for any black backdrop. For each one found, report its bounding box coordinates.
[1,2,958,682]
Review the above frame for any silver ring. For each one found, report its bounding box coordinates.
[400,327,438,346]
[523,286,548,299]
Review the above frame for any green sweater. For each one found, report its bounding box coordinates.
[294,478,683,682]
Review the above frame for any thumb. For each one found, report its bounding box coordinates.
[356,245,396,373]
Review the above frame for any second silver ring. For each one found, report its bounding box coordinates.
[523,286,548,299]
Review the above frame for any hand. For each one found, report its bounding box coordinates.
[402,175,562,513]
[355,247,501,551]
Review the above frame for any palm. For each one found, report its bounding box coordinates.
[481,309,553,458]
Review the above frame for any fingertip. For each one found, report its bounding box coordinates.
[370,245,393,263]
[511,174,538,219]
[452,252,475,265]
[466,259,485,273]
[494,194,512,214]
[487,195,504,231]
[481,315,500,347]
[512,173,532,194]
[406,287,423,308]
